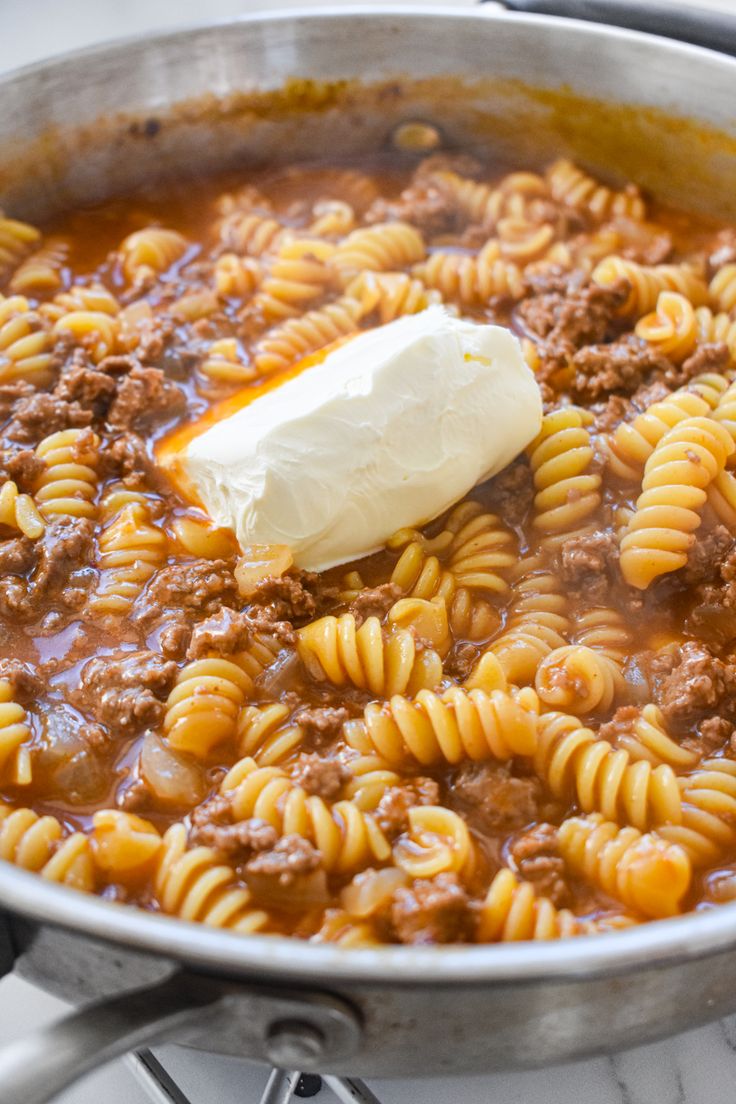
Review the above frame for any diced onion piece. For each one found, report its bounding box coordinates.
[235,543,294,597]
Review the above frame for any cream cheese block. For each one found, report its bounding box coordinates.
[162,307,542,570]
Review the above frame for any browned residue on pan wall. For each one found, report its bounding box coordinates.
[2,77,736,221]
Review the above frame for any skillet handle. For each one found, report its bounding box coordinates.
[0,973,218,1104]
[499,0,736,58]
[0,972,363,1104]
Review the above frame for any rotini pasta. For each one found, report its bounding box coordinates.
[533,711,682,830]
[343,686,538,767]
[0,294,56,386]
[0,480,44,539]
[221,757,390,874]
[155,822,267,931]
[89,499,167,616]
[0,803,94,891]
[558,813,691,918]
[34,429,100,520]
[330,222,426,286]
[297,613,443,697]
[119,227,188,281]
[0,212,41,278]
[414,241,525,305]
[528,408,601,541]
[546,159,646,222]
[592,256,708,316]
[620,416,734,588]
[602,704,699,769]
[477,867,635,941]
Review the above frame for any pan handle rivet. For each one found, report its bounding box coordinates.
[265,1020,326,1067]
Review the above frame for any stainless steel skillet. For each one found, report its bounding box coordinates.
[1,5,736,1101]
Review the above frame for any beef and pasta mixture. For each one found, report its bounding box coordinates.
[2,152,736,945]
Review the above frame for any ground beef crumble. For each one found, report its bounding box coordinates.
[0,658,43,700]
[189,796,278,859]
[107,364,185,430]
[515,271,628,373]
[292,705,350,746]
[247,569,338,626]
[486,457,535,527]
[135,559,237,623]
[507,823,569,907]
[571,335,671,402]
[348,582,403,625]
[73,650,176,733]
[245,835,321,884]
[655,641,736,733]
[451,762,542,835]
[8,392,92,442]
[390,873,472,945]
[557,529,618,603]
[290,753,350,799]
[374,777,441,837]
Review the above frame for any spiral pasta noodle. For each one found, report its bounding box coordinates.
[603,386,713,480]
[213,253,261,300]
[620,416,734,589]
[221,757,390,874]
[253,236,336,322]
[34,429,100,520]
[430,169,550,230]
[154,823,267,931]
[352,271,440,324]
[40,283,120,330]
[199,338,256,386]
[0,294,56,386]
[603,704,699,769]
[634,290,698,364]
[252,288,370,376]
[341,753,401,810]
[309,200,356,238]
[533,711,682,831]
[477,867,635,942]
[488,554,570,684]
[9,238,68,295]
[0,213,40,278]
[546,159,646,222]
[330,222,425,285]
[659,758,736,866]
[592,256,708,316]
[535,607,630,714]
[414,241,525,305]
[89,499,167,616]
[393,806,475,879]
[297,613,443,697]
[497,216,556,263]
[528,408,601,541]
[119,227,188,281]
[388,501,516,599]
[0,680,32,787]
[52,309,119,362]
[343,686,538,767]
[0,803,94,891]
[163,634,282,759]
[709,263,736,314]
[0,479,45,539]
[237,703,305,766]
[558,813,691,918]
[695,306,736,364]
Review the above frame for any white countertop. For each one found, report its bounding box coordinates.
[4,1,736,1101]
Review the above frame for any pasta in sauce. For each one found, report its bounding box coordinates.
[1,153,736,944]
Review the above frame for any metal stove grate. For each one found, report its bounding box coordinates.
[130,1048,384,1104]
